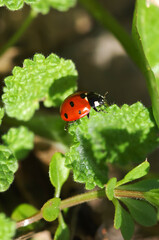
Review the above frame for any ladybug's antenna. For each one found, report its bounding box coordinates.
[104,91,108,99]
[103,91,109,107]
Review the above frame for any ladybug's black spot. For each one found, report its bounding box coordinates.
[80,93,86,99]
[79,110,81,114]
[70,101,74,107]
[64,113,68,119]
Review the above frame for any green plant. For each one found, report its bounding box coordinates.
[0,0,159,239]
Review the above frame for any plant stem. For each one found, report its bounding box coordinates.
[114,189,145,199]
[0,10,37,56]
[60,188,105,209]
[16,211,42,229]
[79,0,141,70]
[15,187,146,229]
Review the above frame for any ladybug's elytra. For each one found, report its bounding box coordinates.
[60,91,105,122]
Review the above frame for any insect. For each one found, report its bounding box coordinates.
[60,91,106,122]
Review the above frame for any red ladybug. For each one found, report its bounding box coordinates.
[60,91,105,121]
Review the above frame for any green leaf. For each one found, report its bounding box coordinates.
[49,153,70,197]
[66,103,159,189]
[113,199,134,240]
[42,197,61,222]
[49,0,76,12]
[11,203,38,221]
[2,53,77,121]
[120,206,134,240]
[106,177,117,200]
[0,145,18,192]
[113,198,122,229]
[0,0,76,13]
[0,213,16,240]
[116,161,150,187]
[11,204,41,231]
[144,189,159,208]
[120,198,157,227]
[54,213,70,240]
[0,0,24,10]
[26,113,72,147]
[26,0,77,14]
[133,0,159,127]
[2,126,34,160]
[4,113,72,151]
[117,179,159,192]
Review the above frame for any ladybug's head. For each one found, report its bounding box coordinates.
[87,92,105,108]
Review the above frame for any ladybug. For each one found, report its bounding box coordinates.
[60,91,105,121]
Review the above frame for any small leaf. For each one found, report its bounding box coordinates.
[120,206,134,240]
[27,0,76,14]
[11,203,38,221]
[113,199,134,240]
[0,0,24,10]
[42,198,61,222]
[120,198,157,226]
[2,53,77,121]
[0,145,18,192]
[0,213,16,240]
[117,178,159,209]
[113,199,122,229]
[49,153,70,197]
[144,189,159,208]
[117,179,159,192]
[106,177,117,200]
[48,0,76,12]
[54,213,70,240]
[11,204,41,231]
[2,126,34,160]
[66,103,159,189]
[116,161,150,187]
[0,0,76,13]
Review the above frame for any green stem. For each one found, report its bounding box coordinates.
[0,10,37,56]
[79,0,141,70]
[16,211,43,229]
[114,189,145,199]
[55,187,61,198]
[60,188,105,209]
[15,188,146,229]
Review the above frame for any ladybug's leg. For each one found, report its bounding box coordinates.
[64,122,69,131]
[93,106,99,112]
[87,113,90,119]
[64,121,76,131]
[93,106,107,113]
